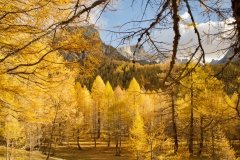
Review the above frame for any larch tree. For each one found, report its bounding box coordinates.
[2,115,24,160]
[114,86,127,156]
[75,82,92,150]
[91,75,105,146]
[226,91,240,119]
[212,127,236,160]
[127,78,142,114]
[179,64,209,156]
[103,81,115,147]
[0,1,109,142]
[170,87,179,154]
[40,69,76,159]
[144,91,173,160]
[129,110,147,160]
[177,64,237,158]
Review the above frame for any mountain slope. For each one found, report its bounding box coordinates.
[211,48,240,64]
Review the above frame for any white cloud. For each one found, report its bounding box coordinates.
[89,1,122,28]
[89,10,108,28]
[152,18,234,62]
[180,12,190,20]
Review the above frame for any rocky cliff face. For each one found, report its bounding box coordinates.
[116,45,166,63]
[117,45,148,61]
[102,44,128,61]
[211,48,240,64]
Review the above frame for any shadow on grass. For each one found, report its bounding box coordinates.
[51,146,131,160]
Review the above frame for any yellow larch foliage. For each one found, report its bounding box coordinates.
[92,75,106,101]
[129,109,147,159]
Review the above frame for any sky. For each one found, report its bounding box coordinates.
[92,0,233,62]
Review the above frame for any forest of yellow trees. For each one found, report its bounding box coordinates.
[0,0,240,160]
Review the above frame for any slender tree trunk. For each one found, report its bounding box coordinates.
[115,132,122,156]
[94,136,97,148]
[150,141,153,160]
[67,137,70,147]
[46,128,54,159]
[46,104,59,160]
[188,74,194,156]
[171,90,178,154]
[107,100,111,147]
[58,123,63,145]
[41,127,46,154]
[115,135,119,156]
[211,127,215,160]
[119,135,122,154]
[198,116,204,157]
[232,0,240,46]
[108,134,111,147]
[235,92,240,118]
[53,137,57,156]
[29,125,32,160]
[119,106,122,156]
[77,128,82,150]
[6,138,9,160]
[9,140,13,160]
[93,102,97,147]
[115,99,122,156]
[97,106,101,139]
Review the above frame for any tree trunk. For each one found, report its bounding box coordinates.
[232,0,240,61]
[119,135,122,154]
[67,137,70,147]
[93,103,97,148]
[6,138,9,160]
[188,74,194,156]
[97,107,101,139]
[41,127,46,154]
[53,137,57,156]
[46,104,59,160]
[235,92,240,118]
[9,140,13,160]
[29,126,32,160]
[211,127,215,160]
[115,135,119,156]
[107,134,111,147]
[46,128,54,160]
[232,0,240,40]
[150,141,153,160]
[58,123,63,145]
[137,150,139,160]
[115,132,122,156]
[107,100,111,147]
[171,90,178,154]
[94,132,97,148]
[198,116,204,157]
[77,128,82,150]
